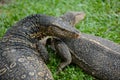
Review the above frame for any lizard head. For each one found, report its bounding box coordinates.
[47,11,85,38]
[44,11,85,45]
[60,11,85,26]
[46,12,85,39]
[46,18,80,38]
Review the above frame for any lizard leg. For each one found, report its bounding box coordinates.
[36,41,49,63]
[52,38,72,72]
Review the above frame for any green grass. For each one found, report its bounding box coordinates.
[0,0,119,80]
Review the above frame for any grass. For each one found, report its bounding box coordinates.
[0,0,119,80]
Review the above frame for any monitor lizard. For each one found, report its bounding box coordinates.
[0,14,80,80]
[46,12,120,80]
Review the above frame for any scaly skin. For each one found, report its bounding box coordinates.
[60,34,120,80]
[46,12,120,80]
[0,14,80,80]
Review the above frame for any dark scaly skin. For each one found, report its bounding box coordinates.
[0,14,80,80]
[60,34,120,80]
[46,12,120,80]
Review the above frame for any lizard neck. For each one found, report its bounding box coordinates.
[4,14,55,43]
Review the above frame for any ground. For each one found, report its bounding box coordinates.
[0,0,119,80]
